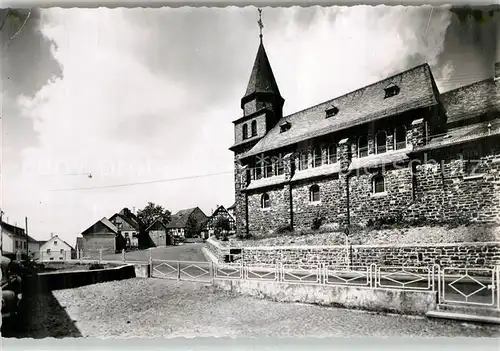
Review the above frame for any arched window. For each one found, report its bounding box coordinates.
[394,126,407,150]
[328,144,337,164]
[309,184,320,202]
[261,193,270,208]
[358,135,368,158]
[313,147,322,168]
[242,124,248,140]
[376,131,387,154]
[299,152,309,171]
[372,174,385,194]
[251,120,257,137]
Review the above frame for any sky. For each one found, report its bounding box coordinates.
[1,6,499,246]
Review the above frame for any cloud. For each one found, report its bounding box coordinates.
[3,6,459,246]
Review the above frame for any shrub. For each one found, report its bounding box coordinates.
[311,214,325,230]
[88,263,104,270]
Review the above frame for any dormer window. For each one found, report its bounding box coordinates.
[325,105,339,118]
[384,83,400,98]
[280,121,291,133]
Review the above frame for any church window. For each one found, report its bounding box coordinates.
[376,131,387,154]
[242,124,248,140]
[384,83,400,98]
[309,184,320,202]
[372,174,385,194]
[327,144,337,164]
[261,193,270,208]
[358,135,368,158]
[251,120,257,137]
[312,147,322,168]
[394,126,407,150]
[299,152,309,170]
[275,154,284,175]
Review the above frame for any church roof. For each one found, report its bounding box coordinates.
[243,40,282,100]
[241,63,439,159]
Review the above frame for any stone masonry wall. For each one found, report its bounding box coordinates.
[247,185,290,237]
[235,242,500,269]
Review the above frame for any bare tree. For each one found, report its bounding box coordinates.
[0,8,32,42]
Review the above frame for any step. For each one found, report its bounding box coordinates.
[437,304,500,318]
[426,310,500,324]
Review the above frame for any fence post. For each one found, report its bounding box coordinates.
[80,250,83,264]
[148,249,152,278]
[122,249,125,262]
[177,262,181,281]
[99,248,103,263]
[211,262,215,283]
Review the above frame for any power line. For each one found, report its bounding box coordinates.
[50,171,233,192]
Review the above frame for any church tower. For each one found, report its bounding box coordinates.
[230,9,285,238]
[240,11,284,131]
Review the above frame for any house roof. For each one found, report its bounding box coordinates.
[165,207,199,229]
[82,217,118,235]
[146,218,168,232]
[243,39,283,101]
[109,213,139,229]
[40,235,74,251]
[118,208,139,226]
[441,78,500,125]
[1,221,25,237]
[241,63,438,159]
[227,202,236,210]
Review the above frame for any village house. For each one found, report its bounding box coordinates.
[80,217,126,254]
[166,207,208,239]
[227,203,236,221]
[230,34,500,238]
[146,218,172,247]
[201,205,236,239]
[109,208,140,248]
[0,221,40,257]
[39,234,73,262]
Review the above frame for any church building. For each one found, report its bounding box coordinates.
[230,20,500,238]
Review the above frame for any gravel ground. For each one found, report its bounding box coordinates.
[16,278,499,338]
[228,224,500,247]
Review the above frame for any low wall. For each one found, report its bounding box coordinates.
[206,238,229,263]
[213,279,437,315]
[221,241,500,268]
[31,264,137,291]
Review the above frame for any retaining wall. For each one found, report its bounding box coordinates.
[207,238,500,268]
[213,278,437,315]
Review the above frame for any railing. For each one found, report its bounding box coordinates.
[151,259,212,282]
[440,267,497,307]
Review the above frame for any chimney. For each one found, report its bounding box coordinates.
[51,233,54,238]
[495,62,499,81]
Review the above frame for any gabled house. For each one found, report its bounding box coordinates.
[201,205,236,239]
[39,234,73,262]
[166,207,208,238]
[81,217,125,254]
[1,221,40,257]
[109,208,140,248]
[146,219,172,247]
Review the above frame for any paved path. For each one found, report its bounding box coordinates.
[102,243,207,262]
[12,278,499,339]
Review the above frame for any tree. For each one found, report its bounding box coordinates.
[214,216,231,241]
[136,202,171,229]
[184,216,199,239]
[136,202,171,248]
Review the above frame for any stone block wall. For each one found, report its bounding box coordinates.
[247,185,290,237]
[219,241,500,269]
[206,238,230,262]
[291,176,344,229]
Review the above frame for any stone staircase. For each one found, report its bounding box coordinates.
[427,304,500,324]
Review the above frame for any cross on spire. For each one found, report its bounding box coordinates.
[257,8,264,41]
